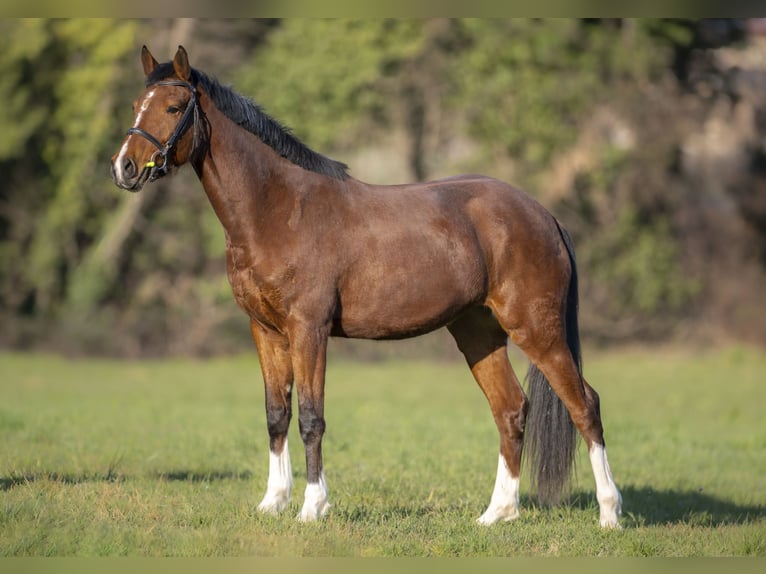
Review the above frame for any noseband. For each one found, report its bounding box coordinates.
[126,79,201,182]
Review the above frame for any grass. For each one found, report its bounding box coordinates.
[0,345,764,556]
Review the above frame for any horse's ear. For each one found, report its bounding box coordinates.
[173,45,192,82]
[141,45,158,77]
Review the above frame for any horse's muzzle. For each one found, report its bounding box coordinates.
[111,157,147,192]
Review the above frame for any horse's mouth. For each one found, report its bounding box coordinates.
[119,179,146,193]
[111,163,156,192]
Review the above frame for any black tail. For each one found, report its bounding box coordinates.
[523,224,581,506]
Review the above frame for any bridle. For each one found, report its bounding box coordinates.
[126,79,202,182]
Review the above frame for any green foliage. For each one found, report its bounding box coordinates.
[451,19,684,185]
[240,19,686,183]
[237,20,426,150]
[0,19,762,354]
[31,19,138,311]
[453,20,599,177]
[587,207,698,315]
[0,20,49,161]
[0,19,138,320]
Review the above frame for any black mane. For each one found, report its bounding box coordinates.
[147,63,349,181]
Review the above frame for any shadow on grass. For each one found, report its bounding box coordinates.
[333,486,765,527]
[3,470,762,529]
[563,485,765,527]
[0,470,124,491]
[0,468,253,491]
[155,469,253,482]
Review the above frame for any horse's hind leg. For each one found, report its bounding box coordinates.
[251,320,294,514]
[516,328,621,528]
[581,378,622,528]
[448,307,528,525]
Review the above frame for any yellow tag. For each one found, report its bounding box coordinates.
[145,161,156,168]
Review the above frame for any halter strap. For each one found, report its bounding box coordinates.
[126,79,201,181]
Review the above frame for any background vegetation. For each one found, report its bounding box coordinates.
[1,18,766,357]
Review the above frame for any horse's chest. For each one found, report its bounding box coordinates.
[228,267,287,329]
[226,248,290,331]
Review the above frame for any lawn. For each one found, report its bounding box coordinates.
[0,345,764,556]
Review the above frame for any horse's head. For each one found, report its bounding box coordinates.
[111,45,202,191]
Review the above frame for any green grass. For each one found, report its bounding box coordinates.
[0,346,764,556]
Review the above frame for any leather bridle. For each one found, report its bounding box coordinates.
[126,79,201,183]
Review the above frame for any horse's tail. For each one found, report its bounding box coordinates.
[523,222,581,506]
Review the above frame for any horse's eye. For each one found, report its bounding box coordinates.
[167,105,182,114]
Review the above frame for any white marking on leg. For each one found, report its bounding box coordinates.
[299,471,330,522]
[114,89,156,181]
[257,438,293,514]
[477,453,520,525]
[589,443,622,528]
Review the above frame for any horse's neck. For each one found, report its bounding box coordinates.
[195,114,296,248]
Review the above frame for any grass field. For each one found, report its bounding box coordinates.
[1,346,764,556]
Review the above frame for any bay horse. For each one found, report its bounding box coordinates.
[111,45,621,527]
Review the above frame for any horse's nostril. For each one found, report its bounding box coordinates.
[123,158,136,178]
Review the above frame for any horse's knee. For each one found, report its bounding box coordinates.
[266,403,291,439]
[497,394,528,465]
[298,409,325,446]
[500,394,528,436]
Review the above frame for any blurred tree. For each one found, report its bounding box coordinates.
[0,19,58,322]
[450,19,692,187]
[239,20,423,150]
[237,19,465,181]
[45,20,138,314]
[0,20,138,323]
[0,20,50,162]
[1,18,763,355]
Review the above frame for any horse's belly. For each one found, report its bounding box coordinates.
[332,303,470,340]
[335,247,486,340]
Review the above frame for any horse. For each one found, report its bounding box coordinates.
[111,45,622,527]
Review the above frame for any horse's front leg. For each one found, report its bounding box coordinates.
[288,318,331,521]
[251,320,294,514]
